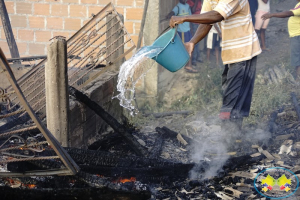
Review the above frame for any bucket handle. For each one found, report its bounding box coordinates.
[170,25,178,44]
[155,25,178,42]
[152,25,178,60]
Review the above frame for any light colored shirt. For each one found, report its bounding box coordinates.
[257,0,270,12]
[288,2,300,38]
[201,0,261,64]
[173,3,192,32]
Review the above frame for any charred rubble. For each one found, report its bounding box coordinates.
[0,90,300,200]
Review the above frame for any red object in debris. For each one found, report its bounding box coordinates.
[120,177,136,183]
[267,185,273,190]
[280,185,286,190]
[25,184,36,189]
[113,177,137,184]
[219,112,230,120]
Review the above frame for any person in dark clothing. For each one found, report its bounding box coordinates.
[187,0,203,66]
[248,0,258,25]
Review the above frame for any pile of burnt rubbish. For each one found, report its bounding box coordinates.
[0,91,300,199]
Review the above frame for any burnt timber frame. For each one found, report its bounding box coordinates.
[0,48,80,177]
[0,2,135,177]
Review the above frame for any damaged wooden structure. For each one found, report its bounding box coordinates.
[0,3,135,177]
[0,48,80,177]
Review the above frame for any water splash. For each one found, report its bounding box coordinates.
[114,46,163,115]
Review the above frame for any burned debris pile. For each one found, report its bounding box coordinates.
[1,87,300,199]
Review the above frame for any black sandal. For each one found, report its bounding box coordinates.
[185,67,199,73]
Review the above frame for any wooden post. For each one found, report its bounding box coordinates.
[0,0,20,59]
[106,13,124,70]
[45,37,70,147]
[136,0,149,50]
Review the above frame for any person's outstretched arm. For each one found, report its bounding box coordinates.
[169,0,244,55]
[169,10,224,27]
[169,10,223,56]
[182,24,212,56]
[262,11,294,20]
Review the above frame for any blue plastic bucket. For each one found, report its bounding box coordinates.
[151,27,190,72]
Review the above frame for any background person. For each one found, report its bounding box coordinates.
[187,0,203,66]
[262,0,300,80]
[166,0,197,73]
[255,0,270,51]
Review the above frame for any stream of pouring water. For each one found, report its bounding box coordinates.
[114,46,164,115]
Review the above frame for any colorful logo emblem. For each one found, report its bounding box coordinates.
[254,167,299,199]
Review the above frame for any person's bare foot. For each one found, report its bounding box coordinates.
[262,48,270,52]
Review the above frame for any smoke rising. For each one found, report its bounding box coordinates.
[187,116,272,180]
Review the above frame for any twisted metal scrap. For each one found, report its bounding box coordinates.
[0,87,10,106]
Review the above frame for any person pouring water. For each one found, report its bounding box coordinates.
[165,0,199,73]
[169,0,262,132]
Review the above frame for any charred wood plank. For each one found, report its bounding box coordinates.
[6,55,46,63]
[149,128,166,158]
[161,126,197,145]
[88,132,123,151]
[7,162,44,172]
[0,182,151,200]
[78,165,194,183]
[0,114,31,133]
[66,148,189,169]
[291,92,300,121]
[223,154,266,170]
[69,86,147,157]
[144,110,192,118]
[268,110,278,134]
[66,148,196,182]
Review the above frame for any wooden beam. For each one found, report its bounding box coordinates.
[0,0,20,59]
[69,86,148,157]
[136,0,149,50]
